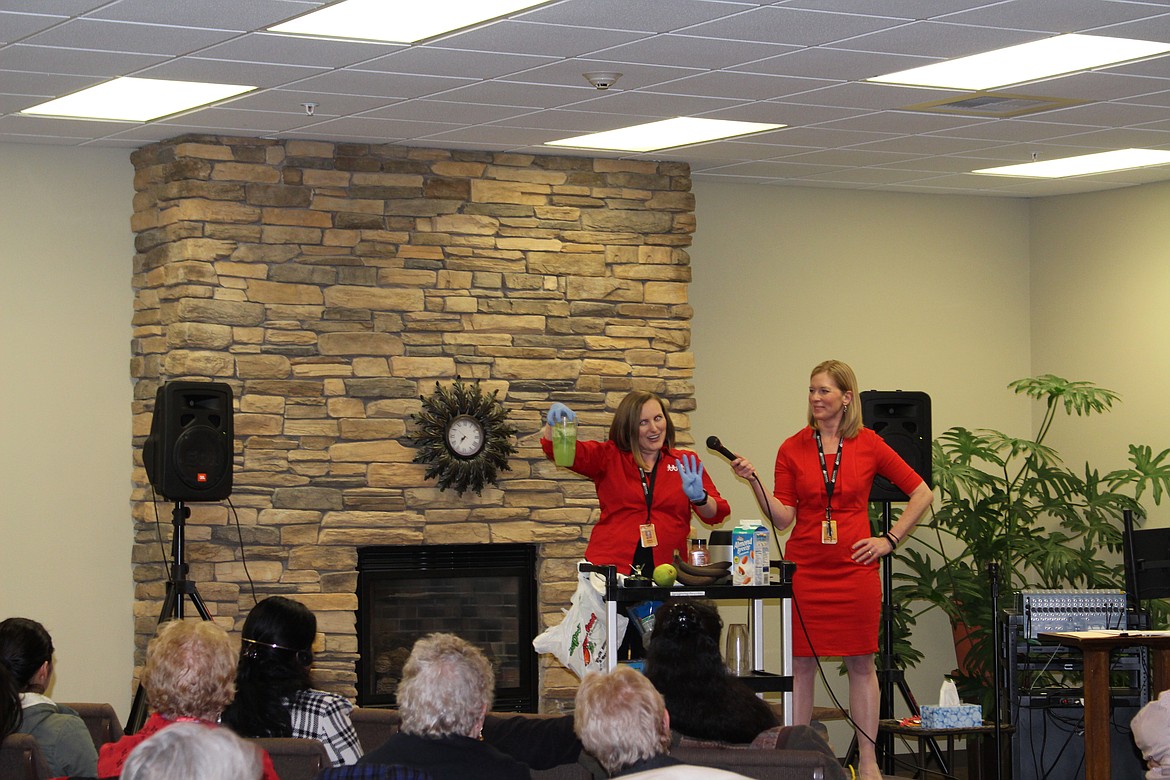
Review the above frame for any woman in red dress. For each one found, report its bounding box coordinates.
[729,360,933,780]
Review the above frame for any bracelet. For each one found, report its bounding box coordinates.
[883,532,899,552]
[690,491,709,507]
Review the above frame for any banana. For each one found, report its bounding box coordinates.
[675,569,723,586]
[672,553,733,586]
[673,554,732,578]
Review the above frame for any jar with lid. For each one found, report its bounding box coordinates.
[689,538,710,566]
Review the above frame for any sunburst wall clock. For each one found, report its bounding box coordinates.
[411,379,518,496]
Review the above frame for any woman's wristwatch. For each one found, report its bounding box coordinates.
[690,491,709,507]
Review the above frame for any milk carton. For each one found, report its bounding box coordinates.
[754,523,771,585]
[731,521,758,585]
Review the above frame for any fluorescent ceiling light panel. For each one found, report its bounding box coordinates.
[973,149,1170,178]
[269,0,550,43]
[546,117,785,152]
[869,33,1170,90]
[21,77,254,122]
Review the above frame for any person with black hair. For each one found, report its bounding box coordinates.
[643,601,778,745]
[0,617,98,777]
[221,596,362,766]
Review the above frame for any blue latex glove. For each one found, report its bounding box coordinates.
[546,402,576,427]
[678,454,707,503]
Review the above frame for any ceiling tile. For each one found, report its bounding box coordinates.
[0,11,69,43]
[680,6,907,46]
[87,0,313,30]
[594,34,796,69]
[0,43,164,77]
[434,19,645,58]
[647,70,832,101]
[24,18,239,55]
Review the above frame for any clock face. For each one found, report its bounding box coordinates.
[446,414,485,459]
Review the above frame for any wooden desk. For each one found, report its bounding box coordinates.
[1037,631,1170,780]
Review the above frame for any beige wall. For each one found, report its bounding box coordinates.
[1031,181,1170,526]
[4,141,1168,728]
[689,182,1035,743]
[0,143,135,718]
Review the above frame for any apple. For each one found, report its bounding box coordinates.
[652,563,677,587]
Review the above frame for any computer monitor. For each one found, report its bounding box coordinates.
[1123,510,1170,609]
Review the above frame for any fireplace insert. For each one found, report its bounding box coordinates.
[357,543,538,712]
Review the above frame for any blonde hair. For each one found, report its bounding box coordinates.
[398,633,494,739]
[143,620,236,721]
[807,359,863,439]
[574,666,670,774]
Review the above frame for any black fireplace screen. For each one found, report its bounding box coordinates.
[357,543,538,712]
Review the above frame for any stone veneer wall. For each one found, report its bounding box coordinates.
[129,134,696,710]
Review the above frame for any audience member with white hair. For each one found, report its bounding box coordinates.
[1133,689,1170,779]
[358,632,531,780]
[573,665,752,779]
[122,722,263,780]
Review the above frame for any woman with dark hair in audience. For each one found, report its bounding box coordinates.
[643,601,778,744]
[221,595,362,766]
[0,617,98,777]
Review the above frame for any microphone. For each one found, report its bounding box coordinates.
[706,435,738,462]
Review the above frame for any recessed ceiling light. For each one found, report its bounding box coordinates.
[269,0,551,44]
[21,77,254,122]
[545,117,785,153]
[868,33,1170,91]
[973,149,1170,178]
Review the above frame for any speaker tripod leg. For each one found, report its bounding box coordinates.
[124,502,213,735]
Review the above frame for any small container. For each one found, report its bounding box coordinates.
[689,538,710,566]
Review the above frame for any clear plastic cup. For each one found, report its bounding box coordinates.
[726,623,751,676]
[552,418,576,467]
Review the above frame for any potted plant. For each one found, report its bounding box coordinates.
[887,375,1170,706]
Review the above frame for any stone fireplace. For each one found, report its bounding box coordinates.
[129,134,697,710]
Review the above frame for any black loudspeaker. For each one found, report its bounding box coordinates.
[860,390,932,502]
[143,381,234,502]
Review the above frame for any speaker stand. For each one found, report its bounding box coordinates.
[125,500,212,734]
[846,501,948,775]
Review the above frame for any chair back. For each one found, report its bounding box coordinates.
[349,707,401,753]
[0,733,52,780]
[249,736,331,780]
[59,701,125,748]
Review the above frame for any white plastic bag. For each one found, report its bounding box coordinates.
[533,571,628,678]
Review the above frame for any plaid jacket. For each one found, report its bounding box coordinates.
[288,688,364,766]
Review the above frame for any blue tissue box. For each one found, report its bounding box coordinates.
[920,704,982,729]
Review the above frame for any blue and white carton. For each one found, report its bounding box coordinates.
[731,520,769,585]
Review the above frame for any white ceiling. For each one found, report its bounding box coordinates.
[4,0,1170,197]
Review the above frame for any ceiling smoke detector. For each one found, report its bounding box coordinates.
[583,71,622,90]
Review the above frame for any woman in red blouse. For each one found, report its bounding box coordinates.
[541,390,730,578]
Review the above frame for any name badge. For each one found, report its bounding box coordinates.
[639,524,658,548]
[821,519,838,545]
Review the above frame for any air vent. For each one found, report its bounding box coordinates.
[902,91,1085,118]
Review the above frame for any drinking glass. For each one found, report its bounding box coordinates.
[552,418,576,467]
[725,623,751,676]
